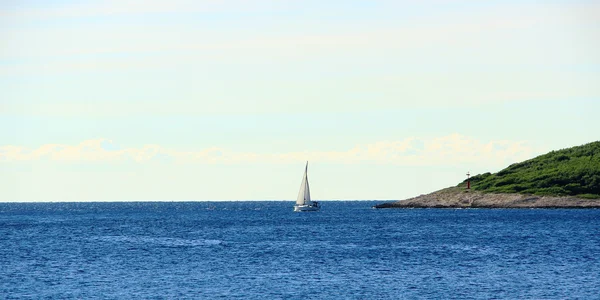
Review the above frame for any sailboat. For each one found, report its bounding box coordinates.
[294,162,320,212]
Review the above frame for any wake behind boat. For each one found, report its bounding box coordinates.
[294,162,320,212]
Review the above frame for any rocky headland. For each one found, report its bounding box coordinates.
[374,186,600,209]
[376,141,600,209]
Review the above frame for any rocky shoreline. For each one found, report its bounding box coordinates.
[374,187,600,209]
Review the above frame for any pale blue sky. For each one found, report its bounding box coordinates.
[1,0,599,201]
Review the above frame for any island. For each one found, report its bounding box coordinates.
[375,141,600,209]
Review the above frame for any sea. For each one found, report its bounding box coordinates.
[1,201,599,299]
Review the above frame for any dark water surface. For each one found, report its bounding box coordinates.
[1,201,599,299]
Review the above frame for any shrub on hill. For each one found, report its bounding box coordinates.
[459,141,600,197]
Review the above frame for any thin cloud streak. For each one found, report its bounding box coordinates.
[0,0,280,20]
[0,134,537,167]
[2,1,597,63]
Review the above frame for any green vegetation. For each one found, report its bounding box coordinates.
[459,141,600,198]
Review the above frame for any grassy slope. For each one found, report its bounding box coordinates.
[459,141,600,199]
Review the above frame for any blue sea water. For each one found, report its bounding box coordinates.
[1,201,599,299]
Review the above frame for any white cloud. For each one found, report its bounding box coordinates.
[0,134,537,167]
[0,139,153,162]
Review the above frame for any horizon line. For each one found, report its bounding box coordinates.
[0,199,396,203]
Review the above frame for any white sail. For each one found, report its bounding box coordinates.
[296,162,312,205]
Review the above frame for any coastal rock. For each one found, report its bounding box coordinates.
[374,187,600,209]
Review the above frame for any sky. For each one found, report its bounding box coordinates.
[1,0,599,201]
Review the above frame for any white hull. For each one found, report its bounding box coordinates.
[294,204,320,212]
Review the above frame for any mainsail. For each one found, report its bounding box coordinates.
[296,162,312,206]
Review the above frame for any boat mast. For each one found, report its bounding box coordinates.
[304,162,311,203]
